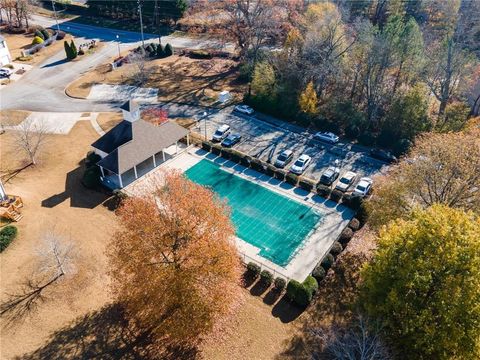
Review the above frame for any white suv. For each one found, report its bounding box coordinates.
[353,177,373,197]
[290,154,311,175]
[335,171,357,192]
[212,124,231,142]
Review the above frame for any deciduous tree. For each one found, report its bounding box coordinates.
[298,81,317,115]
[361,205,480,360]
[108,172,242,350]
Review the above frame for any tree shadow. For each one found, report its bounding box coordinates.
[41,58,69,68]
[16,303,199,360]
[263,289,282,306]
[41,163,109,209]
[249,281,269,297]
[271,295,304,323]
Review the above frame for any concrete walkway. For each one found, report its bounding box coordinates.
[87,84,159,103]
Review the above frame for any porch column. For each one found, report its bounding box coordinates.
[118,173,123,188]
[187,134,190,147]
[162,150,166,162]
[175,141,178,154]
[133,165,138,179]
[99,166,105,177]
[152,154,157,167]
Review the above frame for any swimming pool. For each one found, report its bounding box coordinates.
[185,160,322,267]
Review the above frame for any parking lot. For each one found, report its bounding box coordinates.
[195,106,390,189]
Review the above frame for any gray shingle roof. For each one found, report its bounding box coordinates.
[91,120,133,154]
[93,119,189,174]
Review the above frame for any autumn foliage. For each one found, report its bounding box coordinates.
[108,172,242,351]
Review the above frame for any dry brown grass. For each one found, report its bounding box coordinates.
[0,110,31,126]
[96,112,123,132]
[66,56,247,106]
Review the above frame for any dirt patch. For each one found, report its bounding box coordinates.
[0,121,118,359]
[66,56,247,106]
[2,31,73,66]
[0,110,31,126]
[96,112,123,132]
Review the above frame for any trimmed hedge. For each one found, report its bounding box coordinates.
[321,253,335,271]
[201,141,211,152]
[348,218,360,231]
[274,169,286,181]
[312,265,326,282]
[164,43,174,57]
[82,166,101,189]
[0,225,18,252]
[286,276,319,307]
[250,158,265,173]
[285,172,298,186]
[211,144,222,155]
[260,270,274,286]
[274,277,286,291]
[32,36,44,45]
[299,178,315,192]
[240,155,252,168]
[330,241,343,256]
[230,149,243,163]
[316,183,331,198]
[247,262,261,277]
[221,147,232,159]
[85,151,101,168]
[330,189,343,203]
[265,165,276,177]
[339,227,354,245]
[190,49,212,59]
[41,28,50,40]
[34,29,45,40]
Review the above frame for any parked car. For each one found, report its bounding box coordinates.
[313,131,339,144]
[234,104,255,115]
[212,124,231,142]
[290,154,311,175]
[0,68,12,78]
[335,171,357,192]
[319,166,340,186]
[353,177,373,197]
[221,134,242,147]
[274,149,294,168]
[369,148,397,163]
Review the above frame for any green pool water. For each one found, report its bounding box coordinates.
[185,160,322,267]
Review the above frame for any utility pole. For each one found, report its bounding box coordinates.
[51,0,60,33]
[137,0,145,52]
[154,0,162,45]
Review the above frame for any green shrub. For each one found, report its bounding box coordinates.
[85,151,101,168]
[265,165,276,177]
[82,166,101,189]
[246,262,261,277]
[286,280,302,302]
[0,225,18,252]
[286,172,298,186]
[211,144,222,155]
[274,169,286,181]
[321,253,335,270]
[34,29,45,40]
[303,275,318,296]
[3,63,14,69]
[201,141,211,152]
[221,148,232,159]
[348,218,360,231]
[190,49,211,59]
[393,138,412,157]
[250,158,265,172]
[156,44,165,58]
[32,36,44,45]
[299,178,315,192]
[56,30,66,40]
[164,43,174,57]
[343,194,363,211]
[274,277,286,291]
[316,184,331,197]
[358,132,376,146]
[78,48,85,56]
[339,227,354,245]
[240,155,251,167]
[330,241,343,256]
[230,149,243,163]
[312,265,326,282]
[356,202,369,226]
[70,40,77,58]
[345,124,360,139]
[41,28,50,40]
[260,270,274,286]
[330,189,343,202]
[295,284,313,307]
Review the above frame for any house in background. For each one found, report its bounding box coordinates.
[91,100,190,190]
[0,35,12,66]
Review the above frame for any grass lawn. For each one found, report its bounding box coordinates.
[0,110,31,126]
[96,112,123,132]
[66,55,247,106]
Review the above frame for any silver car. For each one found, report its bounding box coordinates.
[274,150,294,168]
[313,131,339,144]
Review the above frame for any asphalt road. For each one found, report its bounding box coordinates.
[0,14,232,112]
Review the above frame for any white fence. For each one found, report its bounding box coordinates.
[22,32,58,57]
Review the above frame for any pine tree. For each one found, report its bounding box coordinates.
[164,43,174,57]
[70,40,78,59]
[64,40,72,59]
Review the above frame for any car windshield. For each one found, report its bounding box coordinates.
[214,130,223,136]
[294,159,304,166]
[340,177,350,184]
[357,185,366,191]
[278,154,287,161]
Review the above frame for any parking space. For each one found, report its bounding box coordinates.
[197,106,390,189]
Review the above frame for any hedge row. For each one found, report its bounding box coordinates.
[246,262,286,292]
[0,225,18,252]
[286,276,318,307]
[201,141,317,191]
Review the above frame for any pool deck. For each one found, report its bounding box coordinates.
[125,148,354,282]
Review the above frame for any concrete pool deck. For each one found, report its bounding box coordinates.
[125,148,354,282]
